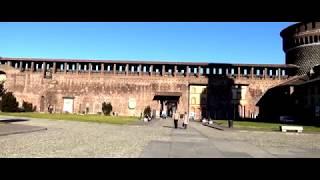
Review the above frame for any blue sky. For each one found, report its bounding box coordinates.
[0,22,294,64]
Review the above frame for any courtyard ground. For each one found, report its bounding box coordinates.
[1,115,320,158]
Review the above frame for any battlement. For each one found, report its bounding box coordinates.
[281,22,320,53]
[0,57,298,81]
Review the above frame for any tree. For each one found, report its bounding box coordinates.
[0,83,6,97]
[1,92,18,112]
[102,102,112,115]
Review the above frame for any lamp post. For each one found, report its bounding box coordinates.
[229,86,239,128]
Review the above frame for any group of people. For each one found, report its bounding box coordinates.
[173,111,189,129]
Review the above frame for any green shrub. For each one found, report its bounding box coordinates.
[143,106,151,118]
[22,101,36,112]
[1,92,18,112]
[102,102,112,115]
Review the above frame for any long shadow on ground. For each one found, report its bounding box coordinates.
[163,125,185,129]
[0,119,29,123]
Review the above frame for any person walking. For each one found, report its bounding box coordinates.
[173,111,179,129]
[183,112,189,129]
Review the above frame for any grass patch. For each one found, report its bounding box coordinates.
[0,112,139,125]
[214,120,320,133]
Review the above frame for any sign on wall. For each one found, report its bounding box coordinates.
[128,98,136,109]
[63,98,74,113]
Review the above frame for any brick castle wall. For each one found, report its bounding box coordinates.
[1,65,289,119]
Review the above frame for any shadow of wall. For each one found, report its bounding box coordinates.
[256,85,303,124]
[200,64,236,121]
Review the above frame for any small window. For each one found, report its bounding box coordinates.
[218,68,222,75]
[231,68,234,75]
[244,69,247,75]
[203,88,207,94]
[199,68,203,75]
[191,97,196,105]
[256,69,260,75]
[200,97,207,104]
[192,87,196,94]
[194,68,197,74]
[206,68,210,74]
[213,68,216,74]
[225,68,229,75]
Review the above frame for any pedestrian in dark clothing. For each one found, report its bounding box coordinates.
[173,111,179,129]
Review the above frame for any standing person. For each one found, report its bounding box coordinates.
[173,111,179,129]
[182,113,185,128]
[183,112,189,129]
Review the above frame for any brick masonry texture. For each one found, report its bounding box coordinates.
[281,22,320,75]
[286,45,320,75]
[0,64,288,119]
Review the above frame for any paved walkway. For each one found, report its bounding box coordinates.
[140,118,320,158]
[140,119,259,157]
